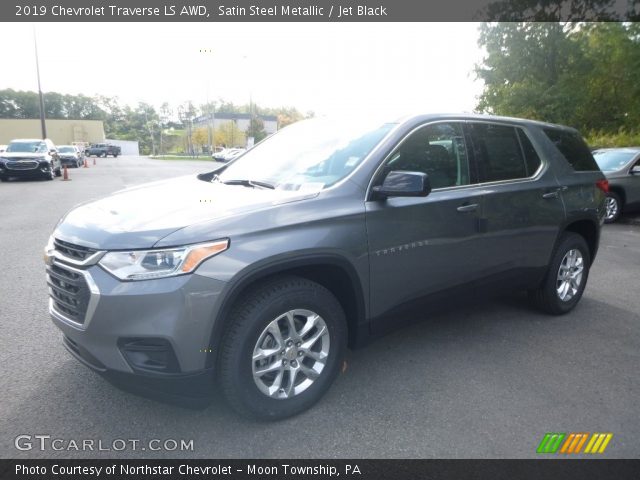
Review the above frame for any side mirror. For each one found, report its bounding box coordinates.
[631,165,640,174]
[373,171,431,198]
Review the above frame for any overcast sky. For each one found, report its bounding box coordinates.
[0,22,485,119]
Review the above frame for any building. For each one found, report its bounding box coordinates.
[192,112,278,135]
[0,119,105,145]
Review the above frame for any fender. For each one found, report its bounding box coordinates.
[204,252,369,369]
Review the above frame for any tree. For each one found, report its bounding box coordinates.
[246,116,267,143]
[192,127,209,153]
[214,121,245,147]
[479,0,621,21]
[475,22,640,134]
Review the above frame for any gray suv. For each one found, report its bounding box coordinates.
[45,114,607,419]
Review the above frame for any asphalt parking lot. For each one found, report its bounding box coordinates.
[0,155,638,459]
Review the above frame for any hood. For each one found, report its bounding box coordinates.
[54,175,317,250]
[1,152,48,161]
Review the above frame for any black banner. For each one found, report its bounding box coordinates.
[3,0,639,22]
[2,460,640,480]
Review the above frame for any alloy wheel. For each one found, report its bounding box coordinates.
[252,309,330,399]
[605,196,619,221]
[556,249,584,302]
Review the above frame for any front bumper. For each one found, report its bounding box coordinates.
[62,335,215,406]
[60,158,79,166]
[0,163,51,178]
[48,259,228,397]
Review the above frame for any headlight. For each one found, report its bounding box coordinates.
[98,239,229,281]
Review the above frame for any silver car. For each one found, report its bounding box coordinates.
[593,147,640,222]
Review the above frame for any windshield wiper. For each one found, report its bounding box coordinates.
[222,179,275,189]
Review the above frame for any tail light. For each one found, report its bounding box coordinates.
[596,179,609,193]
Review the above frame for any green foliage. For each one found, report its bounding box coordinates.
[0,89,308,154]
[585,129,640,148]
[476,22,640,137]
[480,0,621,21]
[246,117,267,142]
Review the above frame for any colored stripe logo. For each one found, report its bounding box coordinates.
[537,433,613,454]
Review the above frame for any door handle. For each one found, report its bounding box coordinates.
[457,203,479,213]
[542,186,567,199]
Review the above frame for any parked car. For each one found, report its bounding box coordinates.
[592,147,640,223]
[212,147,230,161]
[0,138,61,181]
[57,145,84,168]
[220,148,246,162]
[45,114,606,420]
[86,143,121,158]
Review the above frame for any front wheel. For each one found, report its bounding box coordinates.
[529,233,591,315]
[217,276,347,420]
[604,192,622,223]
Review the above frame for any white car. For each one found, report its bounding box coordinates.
[219,148,246,163]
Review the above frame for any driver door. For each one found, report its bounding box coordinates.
[365,121,486,326]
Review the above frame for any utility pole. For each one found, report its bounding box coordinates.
[33,27,47,139]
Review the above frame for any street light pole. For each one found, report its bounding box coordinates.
[33,27,47,139]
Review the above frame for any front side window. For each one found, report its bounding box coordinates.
[383,122,471,189]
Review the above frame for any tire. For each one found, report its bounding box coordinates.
[604,192,622,223]
[113,154,118,158]
[45,168,55,180]
[529,233,591,315]
[217,275,347,420]
[54,166,62,177]
[0,176,7,182]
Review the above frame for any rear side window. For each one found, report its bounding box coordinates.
[543,128,599,171]
[468,123,530,182]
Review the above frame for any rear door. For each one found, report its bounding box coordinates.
[466,122,566,286]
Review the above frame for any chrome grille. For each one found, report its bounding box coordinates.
[6,161,39,170]
[47,263,90,324]
[53,239,98,261]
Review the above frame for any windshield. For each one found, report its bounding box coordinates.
[217,118,395,191]
[593,150,638,171]
[7,141,47,153]
[58,146,75,153]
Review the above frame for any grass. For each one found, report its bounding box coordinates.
[150,154,214,161]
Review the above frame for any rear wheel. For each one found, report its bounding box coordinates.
[217,276,347,420]
[604,192,622,223]
[529,233,591,315]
